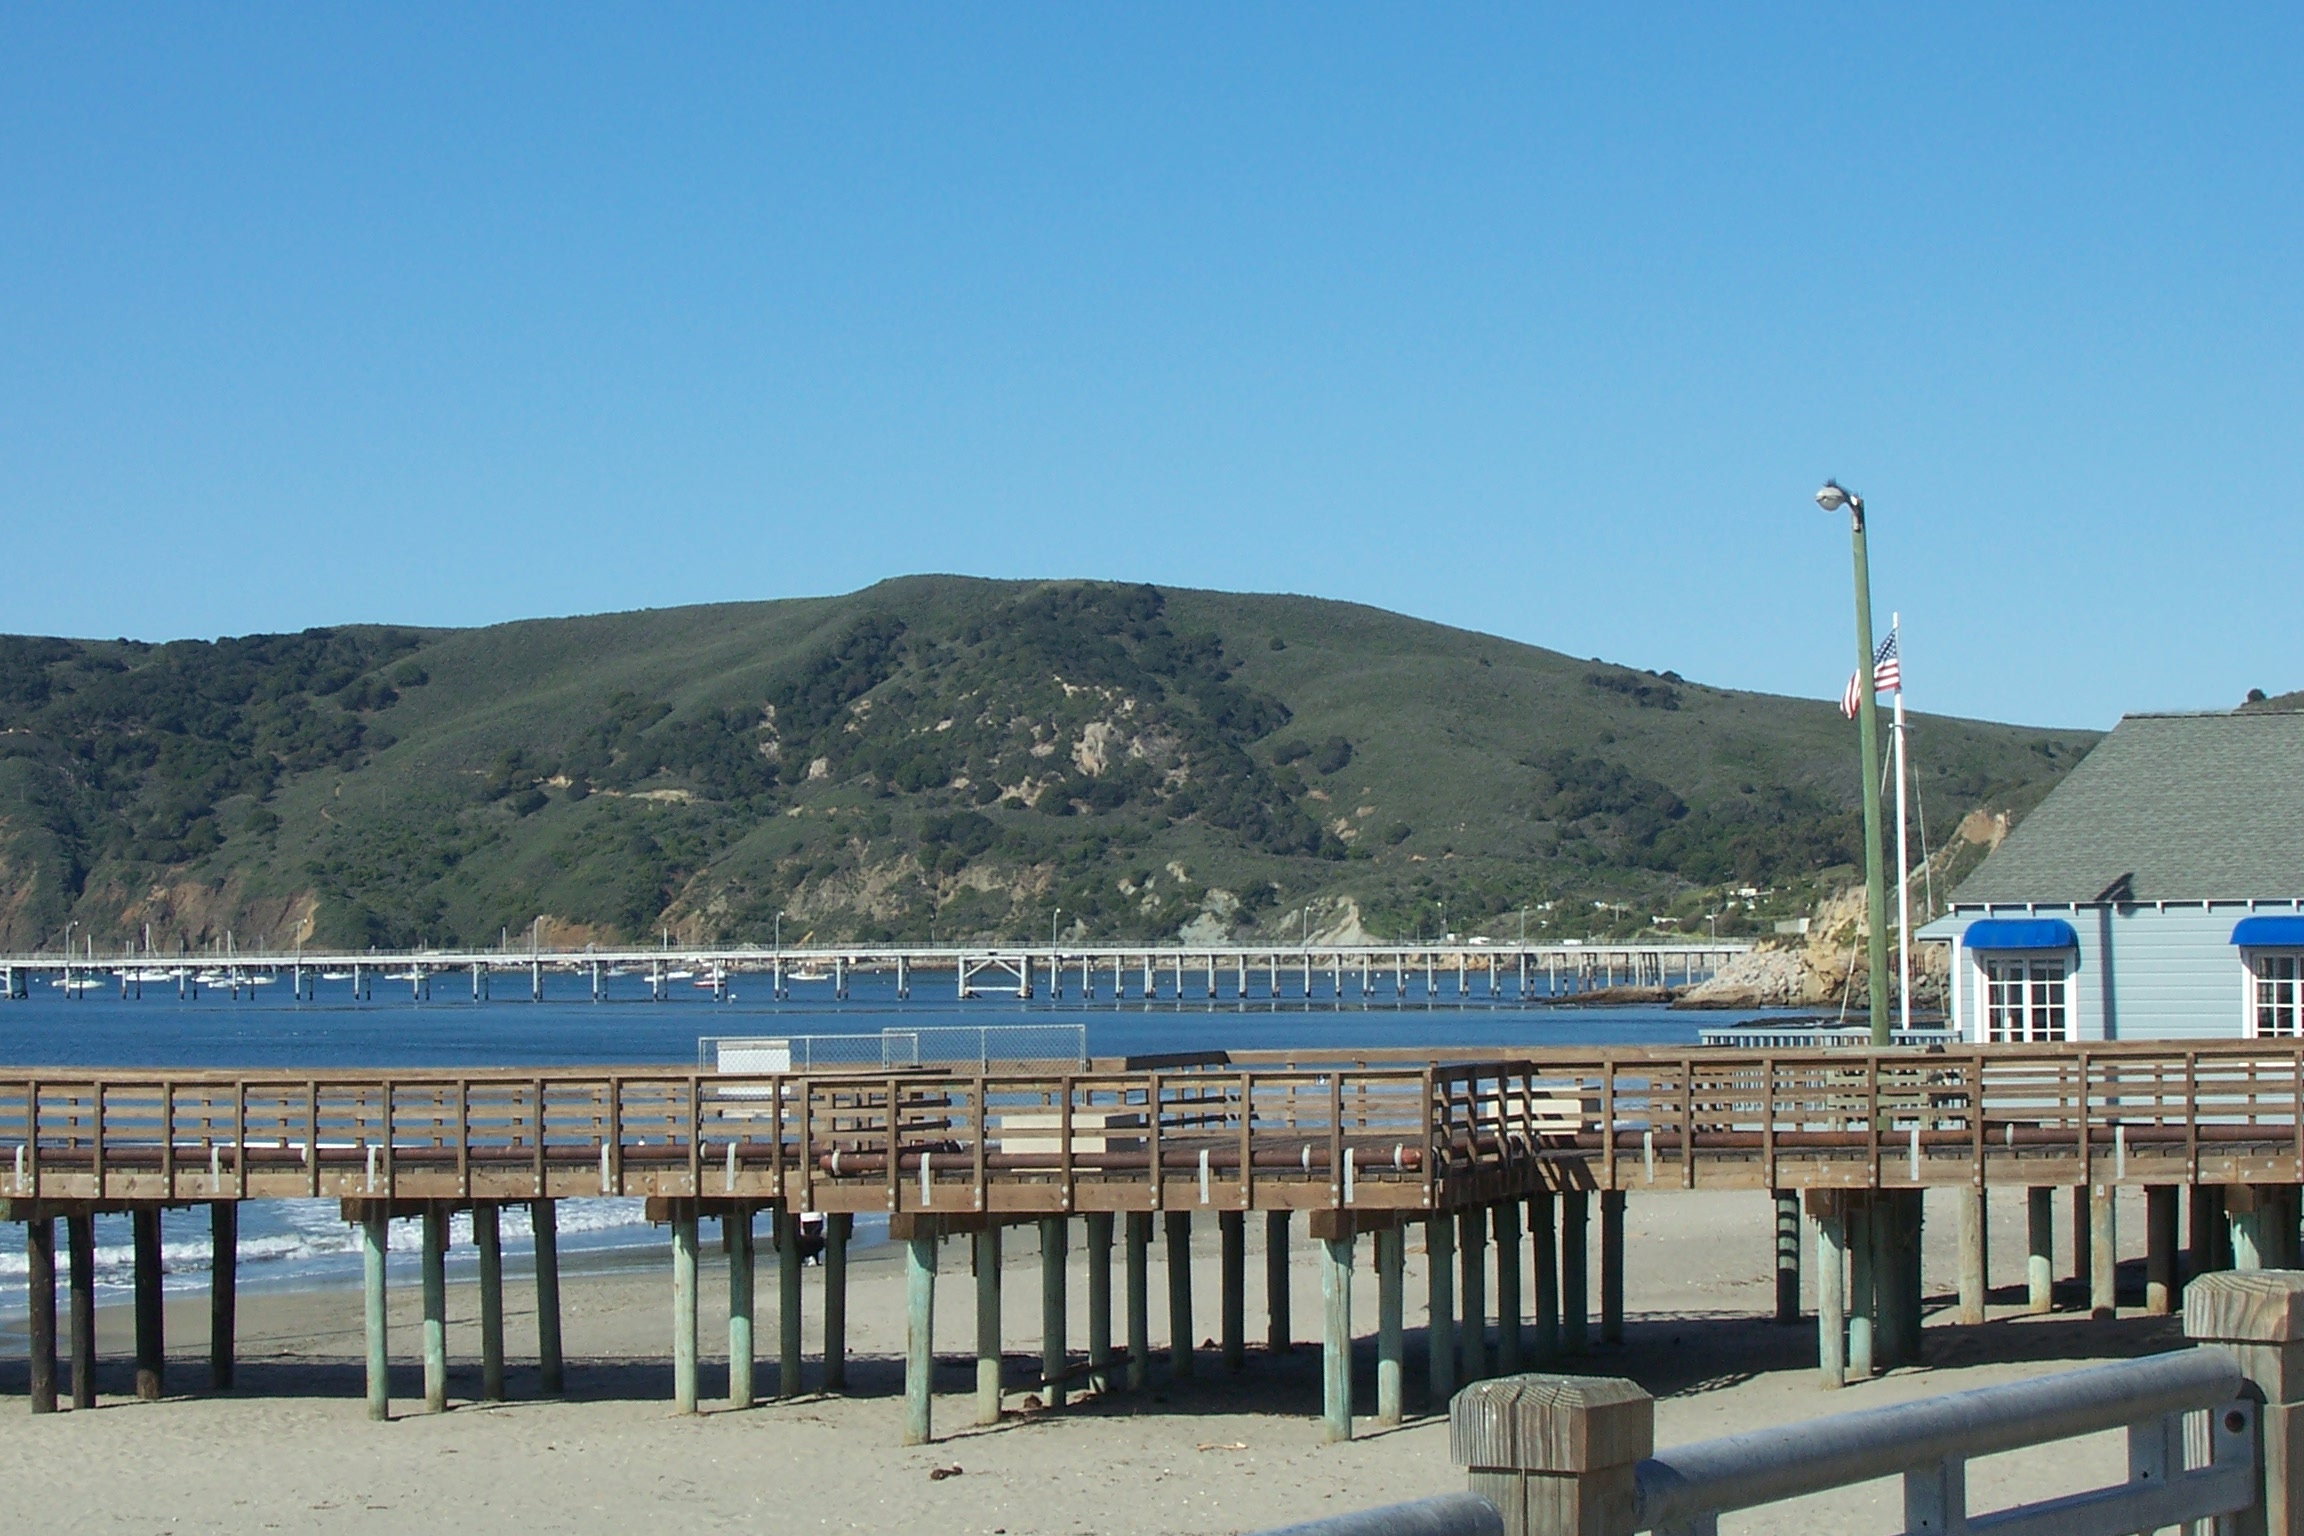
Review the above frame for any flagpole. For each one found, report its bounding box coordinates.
[1892,613,1911,1038]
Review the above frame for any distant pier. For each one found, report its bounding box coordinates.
[0,940,1753,1005]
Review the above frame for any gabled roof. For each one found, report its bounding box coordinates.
[1953,710,2304,904]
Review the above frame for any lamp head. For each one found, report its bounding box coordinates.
[1816,480,1853,513]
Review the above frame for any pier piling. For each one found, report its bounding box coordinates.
[727,1207,754,1410]
[974,1226,1002,1425]
[1040,1216,1068,1409]
[1773,1191,1801,1324]
[1319,1231,1353,1443]
[27,1216,56,1414]
[824,1212,851,1391]
[2027,1187,2055,1312]
[534,1199,564,1395]
[212,1201,238,1390]
[903,1223,937,1446]
[1494,1199,1523,1372]
[1165,1211,1194,1381]
[1816,1198,1846,1389]
[2090,1183,2117,1318]
[1531,1191,1559,1360]
[776,1206,802,1398]
[1219,1210,1245,1372]
[475,1204,504,1402]
[1457,1205,1487,1383]
[1956,1186,1987,1325]
[1601,1191,1626,1346]
[68,1212,94,1408]
[1847,1199,1874,1377]
[133,1207,163,1401]
[363,1209,390,1420]
[1374,1224,1404,1426]
[671,1205,698,1414]
[1561,1190,1589,1357]
[1265,1211,1291,1352]
[1426,1214,1456,1402]
[421,1204,448,1413]
[1124,1212,1150,1390]
[2146,1185,2178,1314]
[1086,1212,1113,1392]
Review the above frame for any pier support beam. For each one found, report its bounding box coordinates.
[2071,1185,2092,1299]
[671,1204,698,1415]
[1320,1231,1354,1443]
[133,1207,164,1402]
[211,1202,239,1391]
[68,1213,94,1409]
[1956,1185,1987,1326]
[2145,1185,2178,1316]
[475,1204,504,1402]
[1375,1224,1404,1426]
[1164,1212,1194,1382]
[974,1226,1002,1425]
[1219,1211,1245,1372]
[1774,1191,1801,1324]
[1530,1191,1559,1361]
[363,1210,390,1420]
[1561,1190,1589,1356]
[727,1207,754,1410]
[903,1222,938,1446]
[1457,1205,1487,1384]
[2189,1184,2225,1281]
[2090,1182,2117,1318]
[1265,1212,1291,1353]
[26,1217,55,1414]
[824,1213,851,1392]
[1124,1212,1150,1391]
[1494,1200,1523,1373]
[1039,1217,1068,1409]
[421,1204,448,1413]
[776,1207,803,1399]
[1600,1191,1626,1347]
[1816,1199,1846,1390]
[1086,1212,1113,1393]
[533,1199,564,1395]
[1426,1214,1456,1403]
[2026,1187,2055,1313]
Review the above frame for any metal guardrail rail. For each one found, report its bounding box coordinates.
[1253,1348,2261,1536]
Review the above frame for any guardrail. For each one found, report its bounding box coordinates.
[1257,1337,2271,1536]
[698,1024,1090,1071]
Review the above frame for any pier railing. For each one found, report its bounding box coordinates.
[1257,1347,2261,1536]
[10,1042,2304,1213]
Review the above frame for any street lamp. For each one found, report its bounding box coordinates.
[1818,479,1892,1047]
[1052,907,1062,948]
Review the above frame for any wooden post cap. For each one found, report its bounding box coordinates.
[2186,1271,2304,1344]
[1451,1373,1655,1474]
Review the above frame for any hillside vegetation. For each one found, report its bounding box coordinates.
[0,577,2093,951]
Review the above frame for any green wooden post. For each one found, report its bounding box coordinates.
[1040,1216,1068,1408]
[1457,1206,1487,1384]
[824,1212,851,1391]
[727,1207,755,1409]
[475,1203,504,1402]
[1494,1200,1523,1372]
[1561,1190,1589,1356]
[421,1204,448,1413]
[777,1206,803,1398]
[1376,1224,1405,1426]
[1220,1210,1246,1372]
[1265,1211,1292,1352]
[1427,1213,1457,1401]
[1321,1232,1354,1443]
[1531,1191,1559,1361]
[974,1225,1002,1425]
[26,1217,56,1414]
[671,1205,698,1414]
[363,1209,390,1421]
[1125,1212,1150,1390]
[904,1224,938,1446]
[2026,1186,2055,1312]
[1165,1211,1194,1381]
[533,1199,564,1395]
[210,1202,238,1392]
[1086,1212,1113,1392]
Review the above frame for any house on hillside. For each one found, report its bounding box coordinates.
[1919,710,2304,1043]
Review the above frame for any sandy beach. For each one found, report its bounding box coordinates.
[0,1187,2186,1534]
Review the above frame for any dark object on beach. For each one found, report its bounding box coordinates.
[928,1465,963,1481]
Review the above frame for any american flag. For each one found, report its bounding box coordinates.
[1840,628,1901,718]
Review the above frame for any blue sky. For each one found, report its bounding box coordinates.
[3,7,2297,729]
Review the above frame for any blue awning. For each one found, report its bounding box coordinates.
[1962,918,2078,951]
[2232,916,2304,947]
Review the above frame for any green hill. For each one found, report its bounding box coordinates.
[0,577,2093,951]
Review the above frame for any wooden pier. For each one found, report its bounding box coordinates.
[8,1039,2304,1437]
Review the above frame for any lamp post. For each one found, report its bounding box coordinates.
[1817,479,1892,1047]
[1051,907,1061,948]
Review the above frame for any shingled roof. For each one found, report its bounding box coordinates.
[1954,710,2304,904]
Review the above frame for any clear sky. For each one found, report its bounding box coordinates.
[4,8,2297,729]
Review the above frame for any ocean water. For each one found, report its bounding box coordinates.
[0,971,1798,1319]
